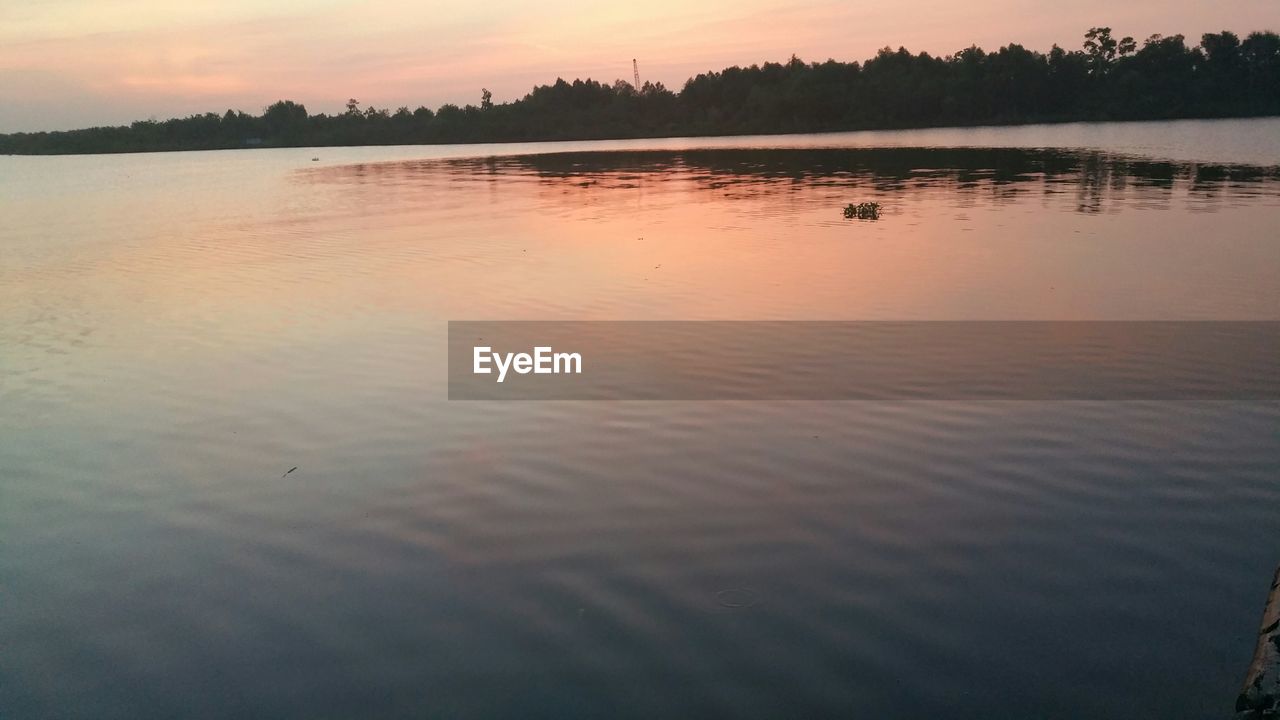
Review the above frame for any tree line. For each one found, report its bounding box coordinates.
[2,27,1278,154]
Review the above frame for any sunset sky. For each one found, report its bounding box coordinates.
[2,0,1276,132]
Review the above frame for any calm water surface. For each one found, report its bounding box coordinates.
[3,118,1280,719]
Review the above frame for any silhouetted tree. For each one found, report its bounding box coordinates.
[1084,27,1137,74]
[263,100,307,140]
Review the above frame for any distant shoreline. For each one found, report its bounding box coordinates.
[10,116,1280,161]
[6,113,1280,158]
[4,26,1278,156]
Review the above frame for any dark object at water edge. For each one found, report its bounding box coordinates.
[1237,564,1280,718]
[844,202,881,220]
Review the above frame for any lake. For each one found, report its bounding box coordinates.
[2,117,1279,719]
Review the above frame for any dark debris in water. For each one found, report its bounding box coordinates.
[843,201,881,220]
[282,466,298,478]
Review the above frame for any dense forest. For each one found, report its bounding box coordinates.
[3,27,1278,154]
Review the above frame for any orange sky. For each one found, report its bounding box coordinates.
[1,0,1276,132]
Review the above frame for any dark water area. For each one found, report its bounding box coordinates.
[2,119,1279,719]
[339,144,1280,216]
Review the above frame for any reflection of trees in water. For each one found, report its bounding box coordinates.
[305,148,1280,214]
[1075,153,1112,213]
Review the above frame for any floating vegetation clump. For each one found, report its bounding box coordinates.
[843,201,881,220]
